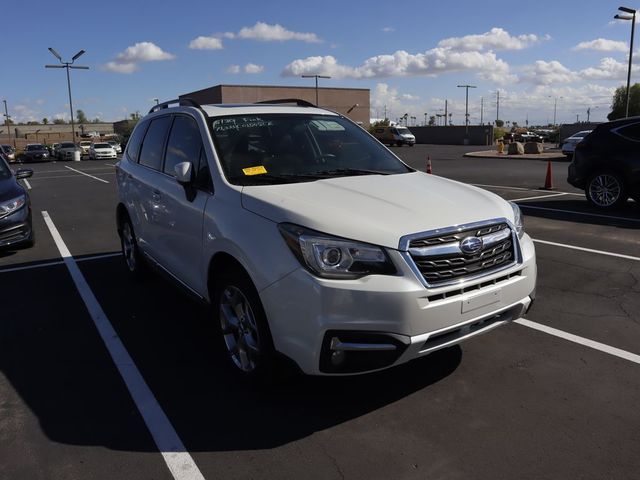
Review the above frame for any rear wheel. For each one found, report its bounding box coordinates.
[120,216,146,277]
[585,171,627,209]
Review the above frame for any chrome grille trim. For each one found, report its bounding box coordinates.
[399,217,523,289]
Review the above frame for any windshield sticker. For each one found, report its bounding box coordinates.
[213,118,274,132]
[242,165,268,176]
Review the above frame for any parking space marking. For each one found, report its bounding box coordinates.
[76,252,121,262]
[22,179,32,190]
[516,319,640,366]
[510,192,568,202]
[520,204,640,223]
[105,162,116,166]
[0,253,121,275]
[41,211,205,480]
[532,238,640,261]
[64,166,110,184]
[472,183,583,196]
[29,173,116,181]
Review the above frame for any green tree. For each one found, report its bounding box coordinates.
[495,119,504,127]
[368,118,390,134]
[428,115,436,126]
[53,118,66,124]
[607,83,640,120]
[76,109,88,123]
[42,118,49,125]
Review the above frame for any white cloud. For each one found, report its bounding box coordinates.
[437,27,545,51]
[573,38,628,52]
[382,27,395,33]
[188,36,223,50]
[103,42,175,74]
[580,57,639,80]
[283,49,515,84]
[226,63,265,74]
[116,42,175,62]
[225,22,321,43]
[244,63,264,74]
[103,61,138,74]
[520,60,577,85]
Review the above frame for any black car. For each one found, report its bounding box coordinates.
[18,143,50,163]
[0,153,34,248]
[567,116,640,209]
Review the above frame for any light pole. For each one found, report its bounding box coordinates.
[614,6,636,117]
[548,96,563,126]
[2,100,12,147]
[424,112,427,126]
[45,48,89,143]
[301,74,331,106]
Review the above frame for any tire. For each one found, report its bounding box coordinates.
[585,171,627,209]
[212,269,278,381]
[119,215,147,278]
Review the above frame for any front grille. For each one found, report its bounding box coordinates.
[407,222,517,286]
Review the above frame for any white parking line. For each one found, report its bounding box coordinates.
[41,211,205,480]
[0,253,120,274]
[510,192,568,202]
[520,204,640,223]
[29,173,116,180]
[105,162,116,166]
[23,179,32,190]
[64,165,110,184]
[532,238,640,261]
[473,183,583,196]
[516,319,640,366]
[76,252,122,262]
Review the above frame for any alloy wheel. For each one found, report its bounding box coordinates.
[588,174,622,207]
[121,222,137,272]
[219,286,261,372]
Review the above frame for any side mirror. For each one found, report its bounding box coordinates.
[15,169,33,179]
[174,161,194,185]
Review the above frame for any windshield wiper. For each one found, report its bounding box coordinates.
[306,168,392,177]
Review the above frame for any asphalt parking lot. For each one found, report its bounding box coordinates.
[1,145,639,480]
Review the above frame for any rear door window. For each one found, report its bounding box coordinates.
[139,116,172,171]
[616,122,640,142]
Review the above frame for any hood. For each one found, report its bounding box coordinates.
[0,176,24,203]
[241,171,514,249]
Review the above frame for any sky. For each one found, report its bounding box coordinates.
[3,0,638,126]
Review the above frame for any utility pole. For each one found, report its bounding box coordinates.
[496,90,500,125]
[576,114,580,123]
[587,107,591,122]
[424,112,427,126]
[301,74,331,106]
[2,100,12,147]
[444,100,448,125]
[614,7,636,117]
[480,97,484,125]
[458,84,477,143]
[384,104,387,120]
[45,47,89,143]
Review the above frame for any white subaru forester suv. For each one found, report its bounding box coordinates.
[116,98,537,378]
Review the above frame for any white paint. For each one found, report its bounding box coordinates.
[41,211,205,480]
[472,183,583,196]
[510,192,567,202]
[516,318,640,366]
[23,179,32,190]
[105,163,116,166]
[0,259,65,273]
[28,173,116,180]
[76,252,122,262]
[520,204,640,223]
[533,238,640,261]
[64,165,110,184]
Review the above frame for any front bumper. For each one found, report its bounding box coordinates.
[261,233,537,375]
[567,162,585,189]
[92,152,117,158]
[0,206,32,247]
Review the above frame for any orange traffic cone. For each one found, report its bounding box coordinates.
[426,156,432,174]
[541,160,554,190]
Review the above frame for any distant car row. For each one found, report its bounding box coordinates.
[0,141,121,163]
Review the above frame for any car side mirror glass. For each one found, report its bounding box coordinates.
[15,169,33,179]
[174,161,194,185]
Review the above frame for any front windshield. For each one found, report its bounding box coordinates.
[210,114,412,186]
[396,127,411,135]
[26,144,44,151]
[94,143,110,148]
[60,142,75,148]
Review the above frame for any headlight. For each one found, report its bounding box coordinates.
[510,202,525,239]
[0,195,26,218]
[279,223,396,279]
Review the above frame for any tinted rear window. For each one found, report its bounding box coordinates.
[616,122,640,142]
[139,116,172,171]
[126,122,149,163]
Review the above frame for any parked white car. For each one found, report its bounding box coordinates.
[79,141,92,156]
[562,130,592,156]
[107,140,122,154]
[89,142,117,160]
[116,99,537,378]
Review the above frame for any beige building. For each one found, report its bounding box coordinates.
[179,84,370,127]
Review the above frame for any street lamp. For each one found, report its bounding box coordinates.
[548,96,563,125]
[614,6,637,117]
[301,74,331,106]
[45,48,89,143]
[2,100,12,147]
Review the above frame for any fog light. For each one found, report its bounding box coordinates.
[330,349,346,366]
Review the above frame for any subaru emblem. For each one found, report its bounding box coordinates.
[460,236,483,254]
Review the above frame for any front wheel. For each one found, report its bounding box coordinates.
[213,270,278,380]
[120,217,147,277]
[585,171,627,209]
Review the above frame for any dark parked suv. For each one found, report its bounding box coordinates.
[567,116,640,208]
